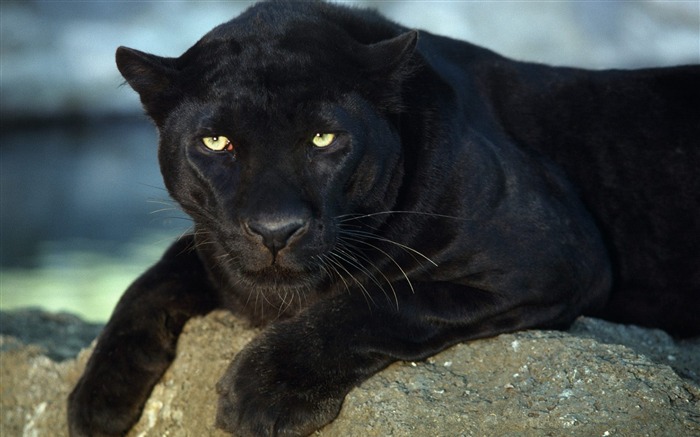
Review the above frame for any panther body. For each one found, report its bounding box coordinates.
[68,2,699,436]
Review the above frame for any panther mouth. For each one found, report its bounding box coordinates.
[238,264,328,319]
[239,263,323,291]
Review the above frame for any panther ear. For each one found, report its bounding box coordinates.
[359,31,419,112]
[116,46,178,126]
[363,30,418,74]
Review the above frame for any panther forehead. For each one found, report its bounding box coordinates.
[179,29,354,99]
[187,1,392,78]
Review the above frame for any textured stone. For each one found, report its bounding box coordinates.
[2,311,699,436]
[0,309,104,361]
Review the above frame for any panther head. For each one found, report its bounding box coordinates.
[116,4,418,312]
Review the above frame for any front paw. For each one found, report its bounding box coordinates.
[215,332,346,437]
[68,377,142,437]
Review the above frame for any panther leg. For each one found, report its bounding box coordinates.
[67,236,219,437]
[216,281,571,437]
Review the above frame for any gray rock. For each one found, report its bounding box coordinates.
[0,309,104,361]
[1,311,699,436]
[569,316,700,385]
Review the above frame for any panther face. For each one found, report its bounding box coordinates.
[116,11,418,305]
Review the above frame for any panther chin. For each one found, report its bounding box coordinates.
[235,264,328,320]
[241,264,318,287]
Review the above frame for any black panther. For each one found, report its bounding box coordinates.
[68,1,699,436]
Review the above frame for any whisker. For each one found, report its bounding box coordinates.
[329,248,383,293]
[318,254,352,295]
[278,291,291,318]
[338,210,466,223]
[148,207,186,216]
[340,228,438,267]
[340,235,416,296]
[323,253,375,307]
[313,255,335,283]
[146,198,177,206]
[334,242,399,310]
[136,182,170,192]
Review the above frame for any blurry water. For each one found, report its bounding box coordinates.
[0,118,190,321]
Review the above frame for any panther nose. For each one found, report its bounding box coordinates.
[243,216,308,255]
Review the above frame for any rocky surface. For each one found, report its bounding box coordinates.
[0,309,103,361]
[1,310,699,436]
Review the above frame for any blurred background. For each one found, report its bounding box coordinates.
[1,0,699,322]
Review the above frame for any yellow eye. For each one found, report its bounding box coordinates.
[311,133,336,148]
[201,136,233,152]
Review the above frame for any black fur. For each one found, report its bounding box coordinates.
[68,2,699,436]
